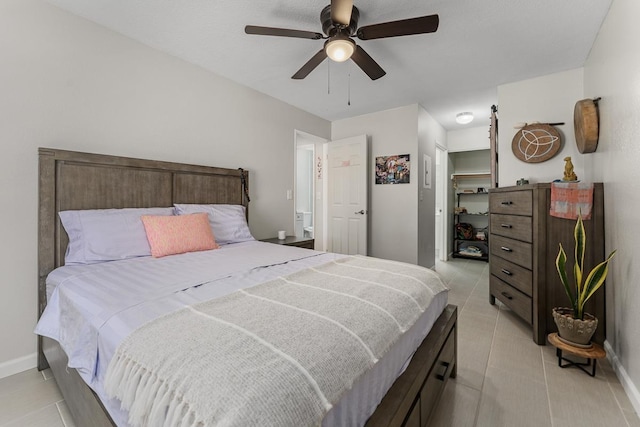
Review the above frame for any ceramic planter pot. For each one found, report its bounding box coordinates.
[552,307,598,347]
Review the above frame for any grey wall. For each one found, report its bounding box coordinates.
[583,0,640,412]
[494,0,640,410]
[497,69,585,186]
[448,126,490,153]
[0,0,330,375]
[331,105,445,268]
[332,105,420,264]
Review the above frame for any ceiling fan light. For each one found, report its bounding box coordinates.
[325,38,355,62]
[456,112,474,124]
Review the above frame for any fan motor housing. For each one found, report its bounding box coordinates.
[321,5,360,36]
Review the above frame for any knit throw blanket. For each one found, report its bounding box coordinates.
[104,256,447,427]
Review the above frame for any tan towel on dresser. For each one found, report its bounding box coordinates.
[550,182,594,219]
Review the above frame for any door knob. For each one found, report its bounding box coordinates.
[354,210,366,215]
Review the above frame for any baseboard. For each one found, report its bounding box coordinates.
[0,352,37,379]
[604,340,640,415]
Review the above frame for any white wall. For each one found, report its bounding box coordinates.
[497,69,585,187]
[583,0,640,413]
[332,105,419,264]
[0,0,330,377]
[451,150,491,176]
[417,107,447,268]
[447,125,490,153]
[497,7,640,411]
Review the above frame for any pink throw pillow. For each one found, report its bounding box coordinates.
[141,213,219,258]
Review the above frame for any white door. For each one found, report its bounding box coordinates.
[327,135,368,255]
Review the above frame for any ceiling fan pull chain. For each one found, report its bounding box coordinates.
[348,67,351,106]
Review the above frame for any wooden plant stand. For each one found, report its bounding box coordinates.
[548,333,606,377]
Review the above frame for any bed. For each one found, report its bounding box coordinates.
[36,147,457,427]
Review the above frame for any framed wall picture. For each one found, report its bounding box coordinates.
[375,154,410,184]
[423,154,432,189]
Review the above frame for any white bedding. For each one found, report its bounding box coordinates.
[35,241,448,426]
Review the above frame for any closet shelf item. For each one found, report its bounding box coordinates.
[452,191,489,262]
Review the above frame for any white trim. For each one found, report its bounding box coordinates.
[0,352,37,379]
[435,142,448,262]
[604,340,640,415]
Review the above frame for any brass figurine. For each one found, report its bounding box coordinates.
[563,156,578,181]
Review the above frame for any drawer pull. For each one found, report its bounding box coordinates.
[500,224,513,229]
[501,291,513,300]
[500,246,513,252]
[435,361,450,381]
[501,268,513,276]
[500,201,513,206]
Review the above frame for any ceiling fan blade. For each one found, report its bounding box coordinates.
[331,0,354,26]
[350,45,386,80]
[356,14,439,40]
[245,25,323,40]
[292,49,328,79]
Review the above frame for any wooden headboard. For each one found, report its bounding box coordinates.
[37,148,249,367]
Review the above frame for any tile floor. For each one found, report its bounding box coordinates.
[430,258,639,427]
[0,258,638,426]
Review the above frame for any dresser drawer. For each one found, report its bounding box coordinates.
[490,235,532,269]
[490,256,533,296]
[490,214,533,242]
[490,276,532,324]
[489,190,532,216]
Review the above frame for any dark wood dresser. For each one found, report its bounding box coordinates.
[488,183,606,344]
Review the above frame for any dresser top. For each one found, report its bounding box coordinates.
[490,182,603,193]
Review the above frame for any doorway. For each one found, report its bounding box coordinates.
[294,131,327,246]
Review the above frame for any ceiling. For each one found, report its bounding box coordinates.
[45,0,612,130]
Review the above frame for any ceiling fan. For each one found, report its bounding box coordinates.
[245,0,439,80]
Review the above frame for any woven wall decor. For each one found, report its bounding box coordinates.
[512,123,562,163]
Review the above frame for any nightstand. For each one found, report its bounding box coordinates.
[260,236,315,250]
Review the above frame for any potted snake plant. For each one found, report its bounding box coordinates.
[553,213,616,346]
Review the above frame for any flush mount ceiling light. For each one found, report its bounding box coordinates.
[325,36,356,62]
[456,112,474,124]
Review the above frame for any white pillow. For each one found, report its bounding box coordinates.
[173,204,254,245]
[59,207,175,265]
